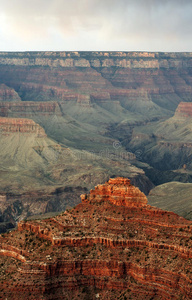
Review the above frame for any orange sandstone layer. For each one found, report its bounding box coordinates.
[81,177,148,207]
[0,177,192,300]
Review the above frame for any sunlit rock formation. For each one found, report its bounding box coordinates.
[0,178,191,299]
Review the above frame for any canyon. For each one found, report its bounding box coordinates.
[0,51,192,117]
[0,51,192,229]
[0,113,152,233]
[0,178,191,299]
[126,101,192,174]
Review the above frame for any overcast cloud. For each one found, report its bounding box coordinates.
[0,0,192,52]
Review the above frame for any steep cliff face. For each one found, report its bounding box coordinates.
[0,101,61,118]
[0,51,192,68]
[0,117,46,136]
[0,178,191,300]
[0,51,192,117]
[175,102,192,118]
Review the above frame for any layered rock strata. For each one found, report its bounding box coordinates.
[0,117,46,136]
[0,52,192,113]
[175,102,192,118]
[0,101,61,118]
[81,177,148,207]
[0,177,191,299]
[0,51,192,69]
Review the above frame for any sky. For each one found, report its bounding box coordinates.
[0,0,192,52]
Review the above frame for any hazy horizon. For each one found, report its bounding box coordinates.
[1,50,192,54]
[1,0,192,52]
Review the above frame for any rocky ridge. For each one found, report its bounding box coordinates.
[0,51,192,69]
[0,84,21,102]
[0,177,191,299]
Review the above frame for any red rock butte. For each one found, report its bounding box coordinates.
[81,177,148,207]
[0,177,192,299]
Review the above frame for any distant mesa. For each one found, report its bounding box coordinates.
[0,101,61,118]
[0,117,46,137]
